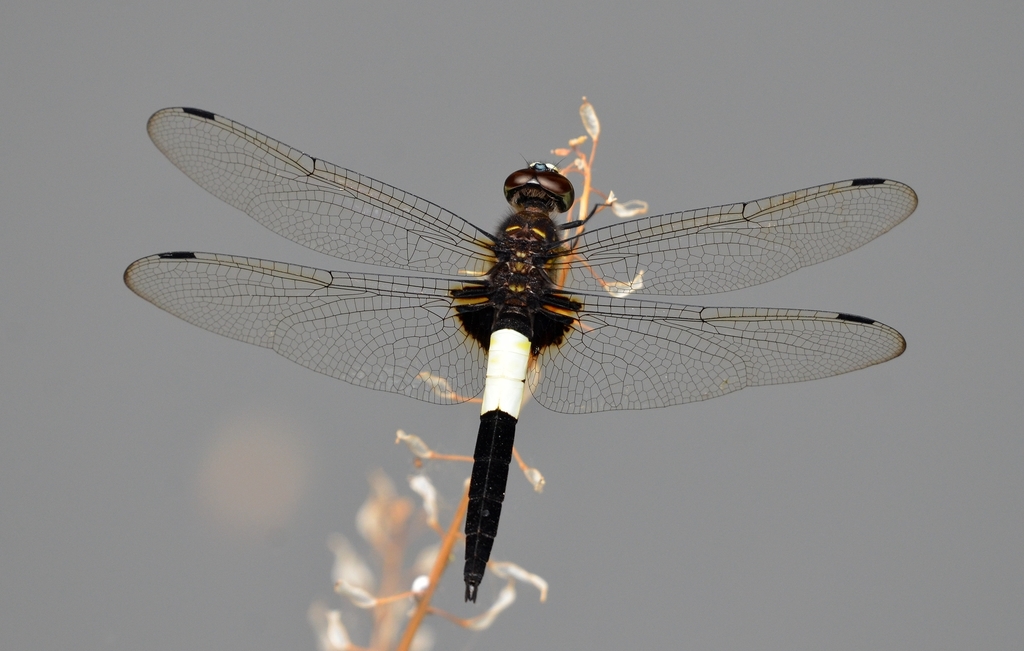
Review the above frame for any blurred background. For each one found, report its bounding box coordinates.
[2,2,1022,649]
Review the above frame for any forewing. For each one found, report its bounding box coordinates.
[147,108,495,275]
[532,294,905,414]
[124,252,485,404]
[557,178,917,297]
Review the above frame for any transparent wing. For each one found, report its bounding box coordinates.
[532,293,905,414]
[124,252,485,404]
[147,108,496,275]
[556,178,917,297]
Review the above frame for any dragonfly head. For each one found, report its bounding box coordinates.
[504,162,575,214]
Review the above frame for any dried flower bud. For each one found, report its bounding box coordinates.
[411,574,431,598]
[308,602,351,651]
[396,430,432,458]
[356,471,404,547]
[408,474,438,528]
[416,372,459,400]
[611,199,649,218]
[334,579,377,609]
[524,466,545,493]
[328,534,375,592]
[603,270,645,298]
[490,561,549,602]
[580,98,600,139]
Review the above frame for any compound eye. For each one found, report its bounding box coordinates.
[533,171,575,212]
[503,165,576,213]
[503,169,536,192]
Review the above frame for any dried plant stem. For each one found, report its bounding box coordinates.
[421,452,473,463]
[575,97,600,230]
[576,138,597,227]
[396,481,470,651]
[371,500,411,649]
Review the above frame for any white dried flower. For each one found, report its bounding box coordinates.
[408,474,438,528]
[396,430,433,458]
[490,561,549,602]
[328,534,375,592]
[334,579,378,609]
[308,601,351,651]
[411,574,431,598]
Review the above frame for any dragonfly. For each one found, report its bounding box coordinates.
[125,107,917,602]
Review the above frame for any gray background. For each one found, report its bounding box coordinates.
[3,1,1021,650]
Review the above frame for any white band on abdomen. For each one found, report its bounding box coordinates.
[480,329,531,418]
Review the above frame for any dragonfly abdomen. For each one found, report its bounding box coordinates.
[464,408,517,602]
[464,328,530,601]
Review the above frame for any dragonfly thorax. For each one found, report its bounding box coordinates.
[497,210,560,246]
[450,209,578,352]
